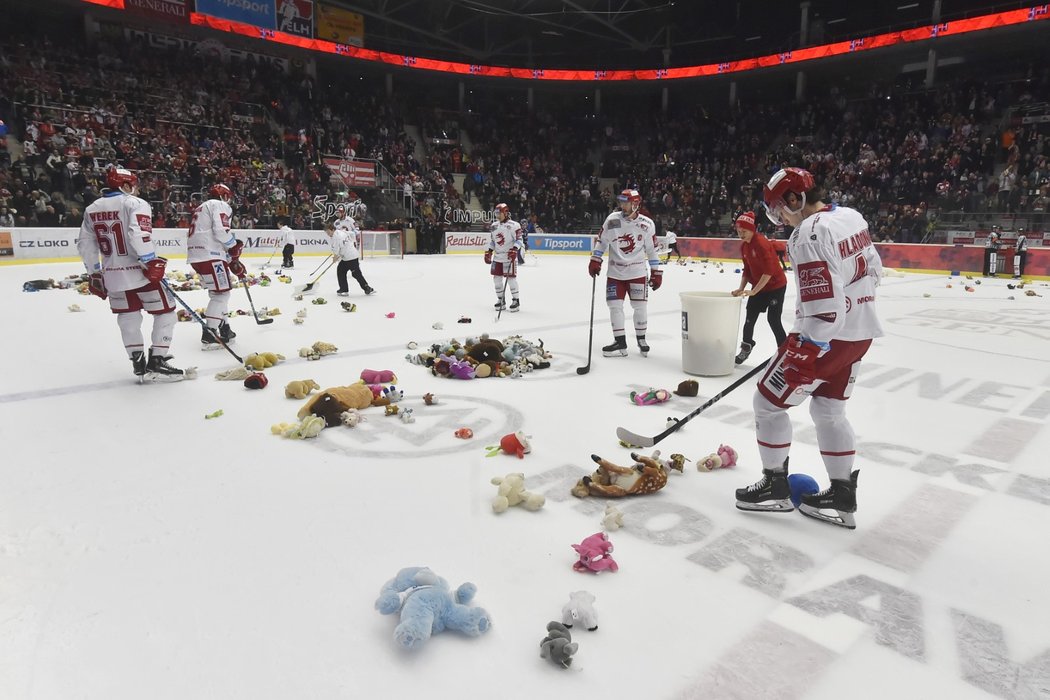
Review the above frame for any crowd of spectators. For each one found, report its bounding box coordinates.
[2,15,1048,245]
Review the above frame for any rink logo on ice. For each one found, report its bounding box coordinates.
[797,261,833,302]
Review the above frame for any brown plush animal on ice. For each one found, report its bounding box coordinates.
[571,452,668,498]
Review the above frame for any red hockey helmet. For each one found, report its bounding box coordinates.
[617,189,641,214]
[106,167,139,192]
[209,183,233,202]
[494,202,510,217]
[762,168,814,225]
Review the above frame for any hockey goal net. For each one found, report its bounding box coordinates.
[360,230,405,259]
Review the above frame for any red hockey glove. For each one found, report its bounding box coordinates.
[783,336,820,386]
[649,269,663,291]
[484,250,493,265]
[588,257,602,278]
[229,259,247,279]
[143,257,167,283]
[88,272,107,300]
[227,239,244,261]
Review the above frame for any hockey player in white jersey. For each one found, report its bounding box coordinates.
[186,183,245,348]
[484,203,523,311]
[735,167,884,529]
[77,167,185,381]
[588,189,661,357]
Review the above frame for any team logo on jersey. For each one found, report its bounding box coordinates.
[797,261,834,302]
[136,214,153,233]
[617,233,636,255]
[495,232,505,247]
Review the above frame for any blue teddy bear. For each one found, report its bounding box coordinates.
[374,567,492,650]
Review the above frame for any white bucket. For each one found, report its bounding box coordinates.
[680,291,742,376]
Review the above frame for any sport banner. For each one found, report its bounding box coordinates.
[196,0,276,29]
[322,157,376,188]
[316,3,364,47]
[124,0,190,23]
[275,0,313,38]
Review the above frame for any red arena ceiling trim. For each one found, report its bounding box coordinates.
[92,1,1050,81]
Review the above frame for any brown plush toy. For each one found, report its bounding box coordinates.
[285,379,321,399]
[571,452,668,498]
[467,339,505,364]
[309,392,351,427]
[297,384,372,420]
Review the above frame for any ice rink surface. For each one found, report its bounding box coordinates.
[2,253,1048,700]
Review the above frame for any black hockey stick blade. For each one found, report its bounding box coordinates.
[241,282,274,325]
[616,358,771,447]
[576,276,597,375]
[161,280,244,364]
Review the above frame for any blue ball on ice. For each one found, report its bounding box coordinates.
[788,473,819,507]
[734,268,741,273]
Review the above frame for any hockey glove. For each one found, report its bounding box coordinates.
[227,239,244,261]
[649,269,663,291]
[229,259,247,279]
[783,336,820,386]
[484,250,493,265]
[588,257,602,278]
[143,257,167,283]
[88,272,107,300]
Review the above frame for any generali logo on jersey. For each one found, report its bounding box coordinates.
[797,261,834,302]
[276,0,314,38]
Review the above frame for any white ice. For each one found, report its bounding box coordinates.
[2,253,1048,700]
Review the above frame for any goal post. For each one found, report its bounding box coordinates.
[360,229,405,259]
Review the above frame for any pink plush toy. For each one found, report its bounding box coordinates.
[697,444,738,472]
[629,388,671,406]
[360,369,398,384]
[572,532,619,574]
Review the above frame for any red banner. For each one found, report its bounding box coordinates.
[676,238,1050,278]
[124,0,189,23]
[323,157,376,188]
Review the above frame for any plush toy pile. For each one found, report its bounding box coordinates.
[405,334,553,379]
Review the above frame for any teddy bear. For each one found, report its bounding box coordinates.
[601,503,624,531]
[490,473,546,513]
[384,404,400,416]
[561,591,598,631]
[284,379,320,399]
[467,338,505,365]
[298,341,338,361]
[297,385,372,420]
[270,415,325,440]
[374,566,491,650]
[307,392,351,427]
[539,621,578,669]
[244,352,285,370]
[399,408,415,423]
[340,409,366,428]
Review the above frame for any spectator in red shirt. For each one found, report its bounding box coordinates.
[731,211,788,365]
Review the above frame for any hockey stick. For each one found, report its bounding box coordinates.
[308,254,333,276]
[616,357,771,447]
[295,258,336,295]
[161,279,244,364]
[576,276,597,375]
[241,279,273,325]
[495,275,510,322]
[260,244,279,269]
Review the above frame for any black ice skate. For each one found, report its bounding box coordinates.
[494,298,506,311]
[219,320,236,342]
[364,286,376,295]
[336,291,350,297]
[637,335,649,357]
[145,351,185,382]
[509,298,520,312]
[602,336,628,357]
[130,350,147,380]
[201,326,223,349]
[735,468,794,513]
[735,341,755,365]
[799,470,860,529]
